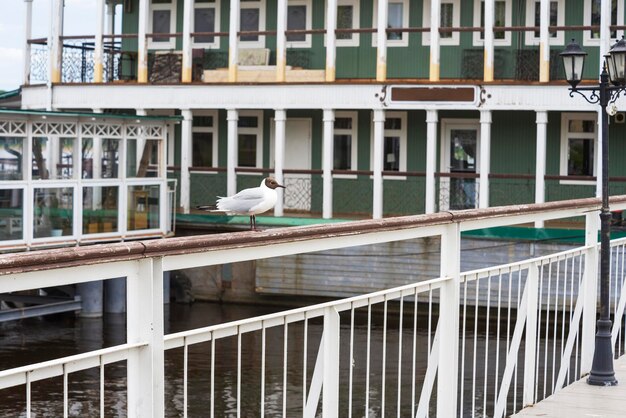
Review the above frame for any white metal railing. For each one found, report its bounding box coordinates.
[1,197,626,417]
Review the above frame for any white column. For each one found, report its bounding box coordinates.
[274,110,286,217]
[598,0,609,198]
[479,110,491,209]
[94,0,105,83]
[182,0,193,83]
[484,0,495,82]
[276,0,287,82]
[425,109,438,214]
[534,111,547,227]
[372,109,385,219]
[322,109,335,219]
[92,109,103,208]
[227,109,239,196]
[50,0,64,84]
[596,110,603,198]
[322,307,340,417]
[180,109,193,213]
[581,212,600,375]
[376,0,388,81]
[136,109,147,171]
[137,0,149,83]
[23,0,33,85]
[325,0,337,81]
[105,2,115,81]
[429,0,441,81]
[228,0,241,82]
[522,262,539,406]
[539,0,550,82]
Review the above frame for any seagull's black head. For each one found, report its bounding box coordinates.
[265,177,286,189]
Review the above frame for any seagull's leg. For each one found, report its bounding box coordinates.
[252,215,257,230]
[249,215,254,230]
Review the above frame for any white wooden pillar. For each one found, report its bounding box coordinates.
[227,109,239,196]
[180,109,193,213]
[228,0,241,82]
[105,2,115,81]
[581,212,600,375]
[534,111,547,227]
[182,0,193,83]
[322,307,340,417]
[276,0,287,82]
[484,0,495,82]
[274,110,286,217]
[373,109,385,219]
[23,0,33,85]
[425,109,438,214]
[325,0,337,81]
[539,0,550,82]
[596,0,611,199]
[106,2,115,34]
[136,109,147,171]
[50,0,64,84]
[376,0,388,81]
[92,109,103,208]
[322,109,335,219]
[479,110,491,209]
[94,0,105,83]
[429,0,441,81]
[137,0,149,83]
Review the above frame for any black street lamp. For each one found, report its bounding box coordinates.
[560,38,626,386]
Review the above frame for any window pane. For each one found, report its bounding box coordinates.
[192,132,213,167]
[568,138,594,176]
[440,3,453,39]
[83,186,119,234]
[334,117,352,129]
[127,139,160,178]
[33,187,73,238]
[101,138,120,178]
[387,3,403,40]
[568,119,595,133]
[128,185,160,231]
[238,134,257,167]
[193,115,214,127]
[241,8,260,41]
[384,117,402,130]
[334,134,351,170]
[0,189,23,241]
[153,10,171,42]
[534,2,559,38]
[480,1,506,40]
[591,0,617,38]
[32,137,50,180]
[287,5,306,42]
[337,5,354,40]
[0,137,23,180]
[194,8,215,43]
[58,137,74,179]
[238,116,259,128]
[384,136,400,171]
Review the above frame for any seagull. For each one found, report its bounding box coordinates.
[197,177,286,230]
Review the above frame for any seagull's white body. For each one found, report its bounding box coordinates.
[216,179,279,215]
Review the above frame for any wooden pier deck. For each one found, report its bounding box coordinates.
[512,355,626,417]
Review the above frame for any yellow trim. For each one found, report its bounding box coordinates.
[376,62,387,82]
[94,63,103,83]
[228,64,238,82]
[429,62,440,82]
[51,68,61,84]
[539,43,549,82]
[276,56,286,82]
[484,54,494,82]
[325,66,335,82]
[182,67,192,83]
[138,67,148,83]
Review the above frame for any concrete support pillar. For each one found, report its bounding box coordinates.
[50,0,64,84]
[274,109,286,216]
[105,277,126,313]
[425,109,438,214]
[483,0,495,82]
[376,0,388,82]
[94,0,105,83]
[276,0,287,82]
[23,0,33,86]
[322,109,335,219]
[372,109,385,219]
[535,111,548,228]
[479,110,492,209]
[76,281,103,318]
[137,0,149,83]
[596,109,603,199]
[182,0,193,82]
[325,0,337,81]
[429,0,441,81]
[539,0,550,82]
[228,0,241,82]
[227,109,239,196]
[180,109,193,213]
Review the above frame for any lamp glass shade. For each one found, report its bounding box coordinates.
[560,39,587,88]
[609,37,626,85]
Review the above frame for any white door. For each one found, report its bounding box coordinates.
[270,118,312,211]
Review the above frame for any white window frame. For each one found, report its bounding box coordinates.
[560,112,597,184]
[472,0,513,47]
[286,0,312,48]
[146,109,176,167]
[325,0,360,47]
[370,111,407,180]
[583,0,624,46]
[193,0,221,49]
[191,110,219,170]
[240,0,266,49]
[372,0,410,47]
[237,110,263,170]
[149,0,177,50]
[333,111,358,178]
[423,0,461,46]
[524,0,565,46]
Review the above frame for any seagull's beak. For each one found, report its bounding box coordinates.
[278,184,286,189]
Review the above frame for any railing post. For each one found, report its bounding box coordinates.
[127,257,165,418]
[437,222,461,416]
[581,212,600,375]
[523,262,539,406]
[322,306,340,418]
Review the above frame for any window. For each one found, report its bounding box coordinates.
[372,0,409,47]
[472,0,512,46]
[560,113,596,181]
[583,0,623,45]
[329,0,360,47]
[0,137,24,180]
[240,0,266,48]
[333,112,358,174]
[149,0,177,49]
[286,0,312,48]
[192,112,218,168]
[423,0,461,46]
[238,111,263,168]
[370,112,407,176]
[193,0,220,48]
[525,0,565,46]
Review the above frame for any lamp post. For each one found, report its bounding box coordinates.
[560,37,626,386]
